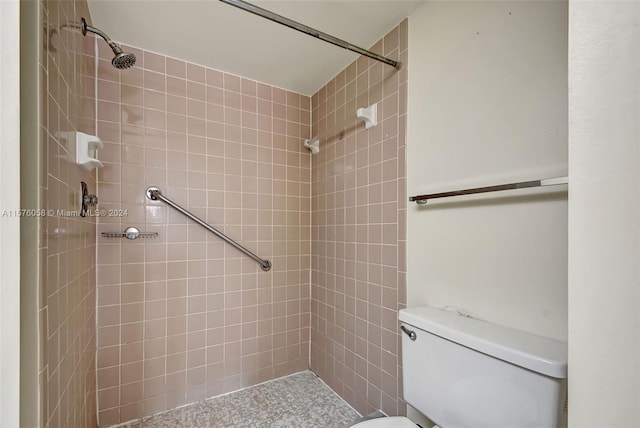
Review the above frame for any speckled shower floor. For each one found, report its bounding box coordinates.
[115,371,361,428]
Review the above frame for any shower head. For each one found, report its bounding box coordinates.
[111,48,137,70]
[80,17,136,69]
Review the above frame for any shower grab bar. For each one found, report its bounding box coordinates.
[218,0,402,70]
[146,186,272,271]
[409,176,568,204]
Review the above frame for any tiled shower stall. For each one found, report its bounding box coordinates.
[33,0,407,426]
[94,44,312,424]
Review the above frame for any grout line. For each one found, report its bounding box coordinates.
[93,33,102,428]
[307,99,313,370]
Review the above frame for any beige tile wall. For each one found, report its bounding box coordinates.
[95,46,312,425]
[309,21,408,416]
[40,1,99,427]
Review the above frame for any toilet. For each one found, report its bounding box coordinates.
[353,306,568,428]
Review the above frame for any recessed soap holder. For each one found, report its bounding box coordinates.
[57,131,104,170]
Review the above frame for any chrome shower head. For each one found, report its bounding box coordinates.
[80,17,136,69]
[111,48,137,70]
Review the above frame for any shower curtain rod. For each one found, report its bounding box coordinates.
[218,0,402,70]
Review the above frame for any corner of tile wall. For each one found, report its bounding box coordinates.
[310,20,408,417]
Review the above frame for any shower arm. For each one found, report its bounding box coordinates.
[218,0,402,70]
[80,18,123,53]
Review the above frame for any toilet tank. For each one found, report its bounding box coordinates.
[399,306,567,428]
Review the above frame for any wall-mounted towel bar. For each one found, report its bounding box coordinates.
[409,176,568,204]
[146,186,272,271]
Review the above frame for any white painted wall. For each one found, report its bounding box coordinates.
[407,0,568,341]
[0,0,21,426]
[568,1,640,426]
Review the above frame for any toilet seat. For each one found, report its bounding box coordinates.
[351,416,416,427]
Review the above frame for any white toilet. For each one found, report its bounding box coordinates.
[353,306,568,428]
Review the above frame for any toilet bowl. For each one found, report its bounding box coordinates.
[351,416,417,427]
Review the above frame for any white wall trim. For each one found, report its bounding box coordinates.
[568,1,640,425]
[0,0,21,426]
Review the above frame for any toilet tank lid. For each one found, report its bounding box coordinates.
[399,306,567,378]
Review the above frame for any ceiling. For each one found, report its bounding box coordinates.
[86,0,425,95]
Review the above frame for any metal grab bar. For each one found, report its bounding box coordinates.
[146,186,271,271]
[409,176,568,204]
